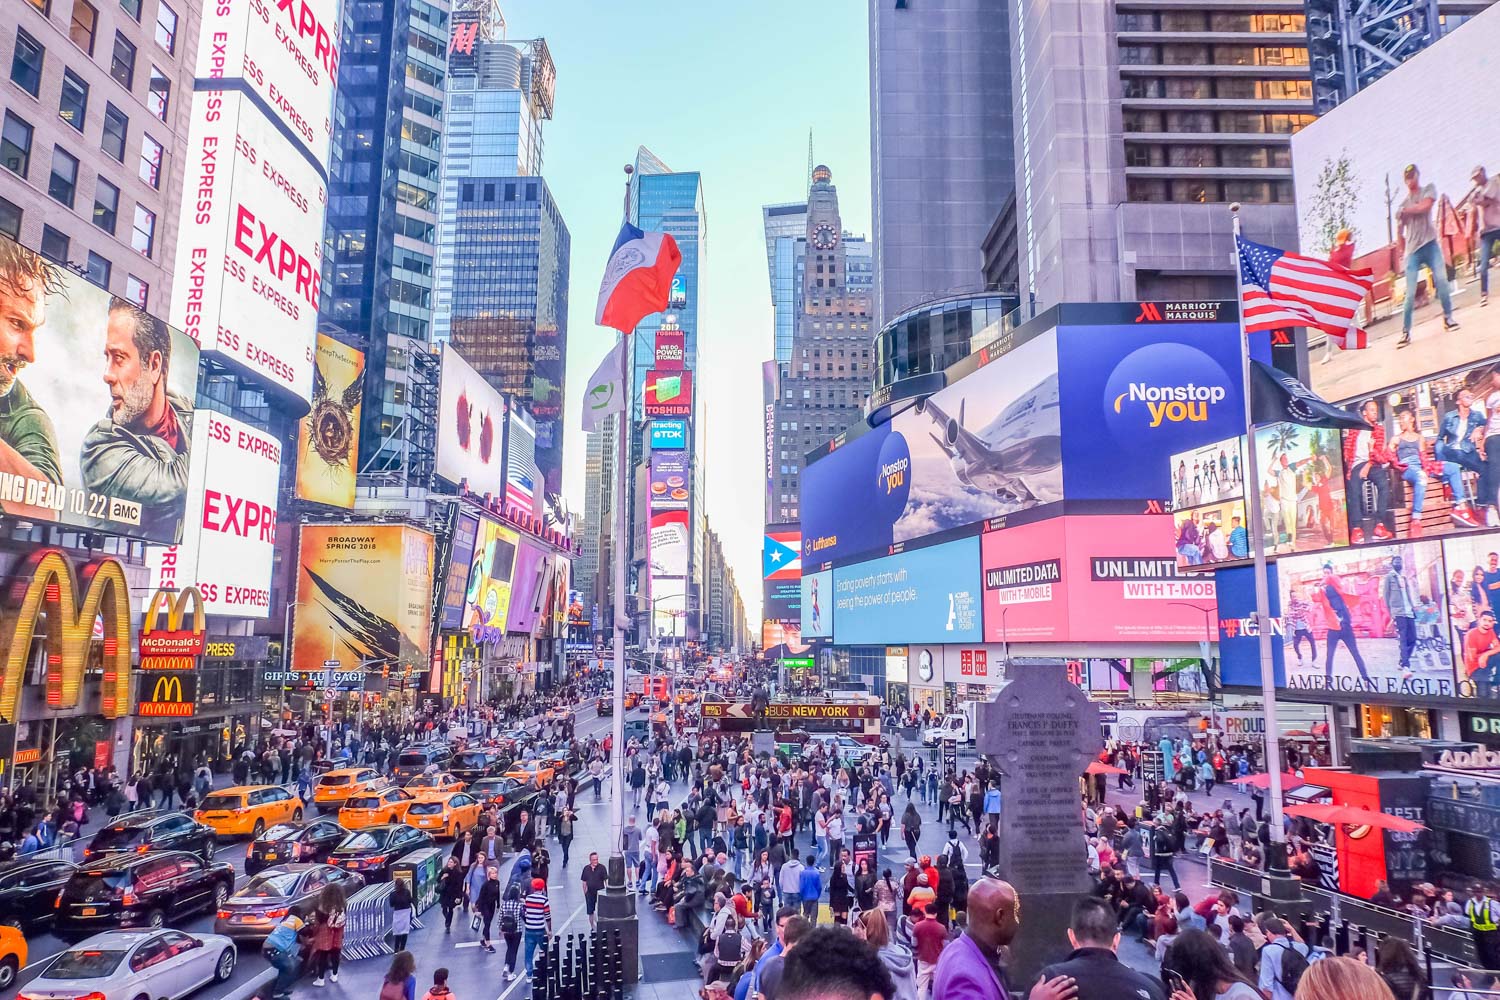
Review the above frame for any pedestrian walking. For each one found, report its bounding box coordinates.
[477,865,501,953]
[523,877,552,977]
[389,879,413,952]
[499,885,524,981]
[419,967,455,1000]
[438,856,466,933]
[379,951,417,1000]
[581,851,608,930]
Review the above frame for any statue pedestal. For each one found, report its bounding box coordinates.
[596,853,639,987]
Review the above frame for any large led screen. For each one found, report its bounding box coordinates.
[0,234,199,543]
[800,569,833,638]
[436,345,507,494]
[1253,421,1350,555]
[1291,6,1500,403]
[292,525,434,671]
[832,537,983,645]
[295,334,363,508]
[650,452,691,511]
[763,526,801,622]
[1170,436,1244,510]
[1442,532,1500,700]
[464,518,519,643]
[1214,563,1286,689]
[439,511,480,630]
[649,509,689,579]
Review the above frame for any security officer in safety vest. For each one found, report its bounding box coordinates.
[1466,882,1500,970]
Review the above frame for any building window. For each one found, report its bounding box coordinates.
[138,133,162,187]
[70,0,98,53]
[120,0,142,20]
[93,177,119,233]
[27,0,51,12]
[85,251,110,287]
[101,103,127,161]
[11,29,44,97]
[110,33,136,89]
[1,113,33,177]
[0,197,20,240]
[131,204,155,256]
[49,147,79,207]
[59,70,88,131]
[147,67,169,120]
[154,1,177,52]
[39,225,68,263]
[125,274,148,308]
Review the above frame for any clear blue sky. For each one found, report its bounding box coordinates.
[502,0,872,626]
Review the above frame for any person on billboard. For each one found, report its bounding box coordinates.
[0,240,64,503]
[1397,164,1460,348]
[1344,399,1397,544]
[1381,555,1419,681]
[1391,409,1436,537]
[1451,568,1478,649]
[1435,387,1486,528]
[1464,609,1500,700]
[1285,586,1317,666]
[1276,454,1298,548]
[1316,561,1373,686]
[1227,516,1248,560]
[80,298,191,539]
[1472,166,1500,308]
[1483,369,1500,525]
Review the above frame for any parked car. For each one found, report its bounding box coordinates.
[0,924,25,990]
[244,818,349,876]
[311,768,385,815]
[326,825,432,882]
[194,785,304,839]
[213,864,364,941]
[18,929,234,1000]
[0,857,77,932]
[83,812,216,863]
[55,852,236,940]
[391,743,454,782]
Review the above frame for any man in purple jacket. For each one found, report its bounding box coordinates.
[932,878,1077,1000]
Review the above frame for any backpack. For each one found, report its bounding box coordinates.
[1269,941,1310,993]
[715,926,744,964]
[500,904,519,935]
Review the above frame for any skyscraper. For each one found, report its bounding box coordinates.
[1010,1,1310,306]
[869,0,1016,325]
[579,411,617,632]
[320,0,452,484]
[763,202,806,364]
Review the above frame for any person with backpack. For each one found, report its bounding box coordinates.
[1149,821,1181,890]
[1257,914,1312,1000]
[379,951,417,1000]
[499,884,525,981]
[308,882,347,986]
[262,914,304,1000]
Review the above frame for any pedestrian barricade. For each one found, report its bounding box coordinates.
[340,883,426,961]
[532,928,626,1000]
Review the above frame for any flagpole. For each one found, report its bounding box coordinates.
[610,168,634,866]
[1232,203,1290,868]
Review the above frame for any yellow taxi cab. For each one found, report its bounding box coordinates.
[338,784,415,829]
[401,771,466,795]
[0,923,26,990]
[312,767,384,814]
[502,760,556,787]
[404,790,482,839]
[194,785,305,838]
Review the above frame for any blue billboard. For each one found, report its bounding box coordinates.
[650,418,688,451]
[1057,322,1246,502]
[800,421,901,565]
[831,537,983,645]
[1214,563,1285,688]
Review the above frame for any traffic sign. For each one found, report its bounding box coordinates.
[324,659,340,669]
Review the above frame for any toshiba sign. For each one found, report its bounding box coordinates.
[170,92,322,402]
[145,411,282,618]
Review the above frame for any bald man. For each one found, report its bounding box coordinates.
[932,878,1077,1000]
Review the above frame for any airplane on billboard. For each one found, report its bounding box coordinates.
[915,373,1061,504]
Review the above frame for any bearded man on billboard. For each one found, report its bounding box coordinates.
[80,298,191,540]
[0,240,64,498]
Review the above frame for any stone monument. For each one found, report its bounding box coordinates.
[977,661,1102,989]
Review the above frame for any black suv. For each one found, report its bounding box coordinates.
[450,749,506,784]
[55,850,235,940]
[327,825,432,882]
[0,856,77,932]
[391,743,454,781]
[83,811,217,863]
[244,818,349,876]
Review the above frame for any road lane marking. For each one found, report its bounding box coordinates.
[493,900,587,1000]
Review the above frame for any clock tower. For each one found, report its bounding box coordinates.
[802,164,845,309]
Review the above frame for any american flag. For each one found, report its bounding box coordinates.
[1237,235,1372,350]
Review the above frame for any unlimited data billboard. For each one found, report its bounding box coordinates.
[831,537,983,645]
[293,525,434,672]
[0,235,199,542]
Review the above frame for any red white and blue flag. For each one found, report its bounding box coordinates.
[763,530,801,581]
[1237,234,1372,350]
[595,222,682,333]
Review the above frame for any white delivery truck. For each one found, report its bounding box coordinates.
[921,701,979,746]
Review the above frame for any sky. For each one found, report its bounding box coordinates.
[503,0,873,626]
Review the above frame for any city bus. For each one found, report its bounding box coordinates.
[701,692,884,748]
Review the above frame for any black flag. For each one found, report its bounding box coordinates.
[1249,360,1365,430]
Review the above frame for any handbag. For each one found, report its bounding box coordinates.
[471,912,482,932]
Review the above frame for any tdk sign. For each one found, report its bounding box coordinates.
[650,419,688,450]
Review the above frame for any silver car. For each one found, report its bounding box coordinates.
[20,929,236,1000]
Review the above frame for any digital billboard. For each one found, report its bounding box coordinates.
[1253,421,1349,555]
[504,403,542,517]
[170,92,321,403]
[1441,532,1500,700]
[801,569,833,638]
[1173,498,1247,569]
[531,313,565,496]
[1057,320,1246,501]
[644,370,693,417]
[436,345,506,494]
[144,411,280,618]
[1170,436,1243,510]
[762,619,808,654]
[654,329,685,370]
[1291,6,1500,403]
[649,419,688,451]
[295,334,363,508]
[463,517,519,644]
[505,540,548,635]
[832,537,983,645]
[1277,541,1453,697]
[649,452,691,510]
[980,514,1214,643]
[763,526,801,623]
[293,525,434,672]
[649,509,690,578]
[0,235,199,542]
[439,511,480,630]
[1214,562,1286,689]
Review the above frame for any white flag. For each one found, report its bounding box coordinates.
[581,338,626,432]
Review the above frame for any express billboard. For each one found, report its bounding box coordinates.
[1172,498,1247,569]
[832,537,983,645]
[644,370,693,418]
[504,403,542,516]
[649,509,690,579]
[144,411,280,618]
[649,419,688,451]
[436,345,507,494]
[649,452,691,510]
[0,235,199,543]
[800,569,832,638]
[1253,421,1350,555]
[1442,532,1500,700]
[1290,7,1500,403]
[295,334,363,508]
[505,540,548,635]
[292,525,434,672]
[170,92,321,403]
[463,517,519,644]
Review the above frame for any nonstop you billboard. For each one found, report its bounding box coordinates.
[800,309,1246,565]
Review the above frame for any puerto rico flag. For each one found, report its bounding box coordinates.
[595,222,682,333]
[763,530,801,581]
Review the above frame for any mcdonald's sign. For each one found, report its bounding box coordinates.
[0,548,132,724]
[137,671,196,717]
[139,587,206,659]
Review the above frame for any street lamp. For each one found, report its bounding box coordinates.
[1169,601,1219,733]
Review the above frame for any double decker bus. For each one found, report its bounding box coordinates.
[701,692,883,748]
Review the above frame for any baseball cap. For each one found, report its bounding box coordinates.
[1404,163,1419,177]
